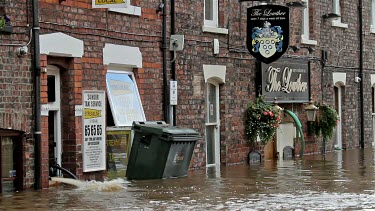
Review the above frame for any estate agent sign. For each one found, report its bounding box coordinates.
[257,59,310,103]
[83,90,106,172]
[247,4,290,64]
[92,0,128,8]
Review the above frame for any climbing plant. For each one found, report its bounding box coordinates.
[245,96,281,144]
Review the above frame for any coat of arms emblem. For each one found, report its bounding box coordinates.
[247,5,289,64]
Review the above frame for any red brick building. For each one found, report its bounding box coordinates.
[0,0,373,192]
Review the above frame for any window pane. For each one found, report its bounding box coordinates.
[205,0,213,21]
[206,125,215,165]
[47,75,56,102]
[106,72,145,126]
[208,83,217,123]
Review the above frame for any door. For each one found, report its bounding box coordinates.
[47,65,62,175]
[205,81,220,169]
[372,87,375,147]
[334,85,343,150]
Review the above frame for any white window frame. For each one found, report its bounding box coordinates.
[202,0,228,34]
[204,0,218,28]
[301,0,317,45]
[331,0,348,28]
[371,0,375,33]
[109,0,141,16]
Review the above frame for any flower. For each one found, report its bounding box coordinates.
[245,96,282,144]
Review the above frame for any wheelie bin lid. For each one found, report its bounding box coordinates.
[132,121,200,141]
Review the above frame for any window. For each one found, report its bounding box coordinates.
[202,0,228,34]
[372,87,375,113]
[332,0,348,28]
[204,0,218,28]
[371,0,375,33]
[106,70,145,127]
[301,0,317,45]
[0,0,12,33]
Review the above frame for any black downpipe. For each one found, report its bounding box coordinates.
[171,0,176,126]
[32,0,42,189]
[162,0,169,123]
[359,1,364,148]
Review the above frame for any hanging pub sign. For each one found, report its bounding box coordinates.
[256,59,310,103]
[247,4,290,64]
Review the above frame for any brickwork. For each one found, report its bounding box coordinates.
[2,0,375,191]
[0,0,35,190]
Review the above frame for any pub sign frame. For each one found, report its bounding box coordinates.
[256,59,311,103]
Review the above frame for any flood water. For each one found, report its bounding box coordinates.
[2,148,375,210]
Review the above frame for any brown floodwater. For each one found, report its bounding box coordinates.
[2,148,375,210]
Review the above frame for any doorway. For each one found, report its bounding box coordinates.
[47,65,62,175]
[334,85,344,150]
[372,87,375,147]
[0,131,23,193]
[205,81,220,171]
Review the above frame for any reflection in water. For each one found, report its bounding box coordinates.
[2,148,375,210]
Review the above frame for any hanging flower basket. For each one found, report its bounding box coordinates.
[245,96,281,145]
[0,15,12,33]
[0,16,5,29]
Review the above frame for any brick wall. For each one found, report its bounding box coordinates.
[2,0,375,190]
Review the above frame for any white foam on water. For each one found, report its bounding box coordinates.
[80,178,127,192]
[50,177,127,192]
[50,177,86,187]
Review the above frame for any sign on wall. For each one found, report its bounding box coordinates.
[247,4,290,64]
[92,0,128,8]
[256,59,310,103]
[82,90,106,172]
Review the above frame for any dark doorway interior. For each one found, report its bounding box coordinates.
[0,129,23,193]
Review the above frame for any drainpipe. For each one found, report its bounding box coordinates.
[359,0,364,148]
[32,0,42,190]
[171,0,176,126]
[162,0,169,123]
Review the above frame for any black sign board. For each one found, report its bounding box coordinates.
[256,59,310,103]
[248,151,261,164]
[247,5,289,64]
[283,146,294,160]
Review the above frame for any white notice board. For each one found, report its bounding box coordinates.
[82,90,106,172]
[106,72,146,126]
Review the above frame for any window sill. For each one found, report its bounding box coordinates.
[301,37,317,45]
[370,26,375,34]
[202,26,228,35]
[109,5,141,16]
[331,20,348,29]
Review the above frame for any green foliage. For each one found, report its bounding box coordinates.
[245,96,281,144]
[318,104,339,139]
[309,104,338,139]
[0,17,5,29]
